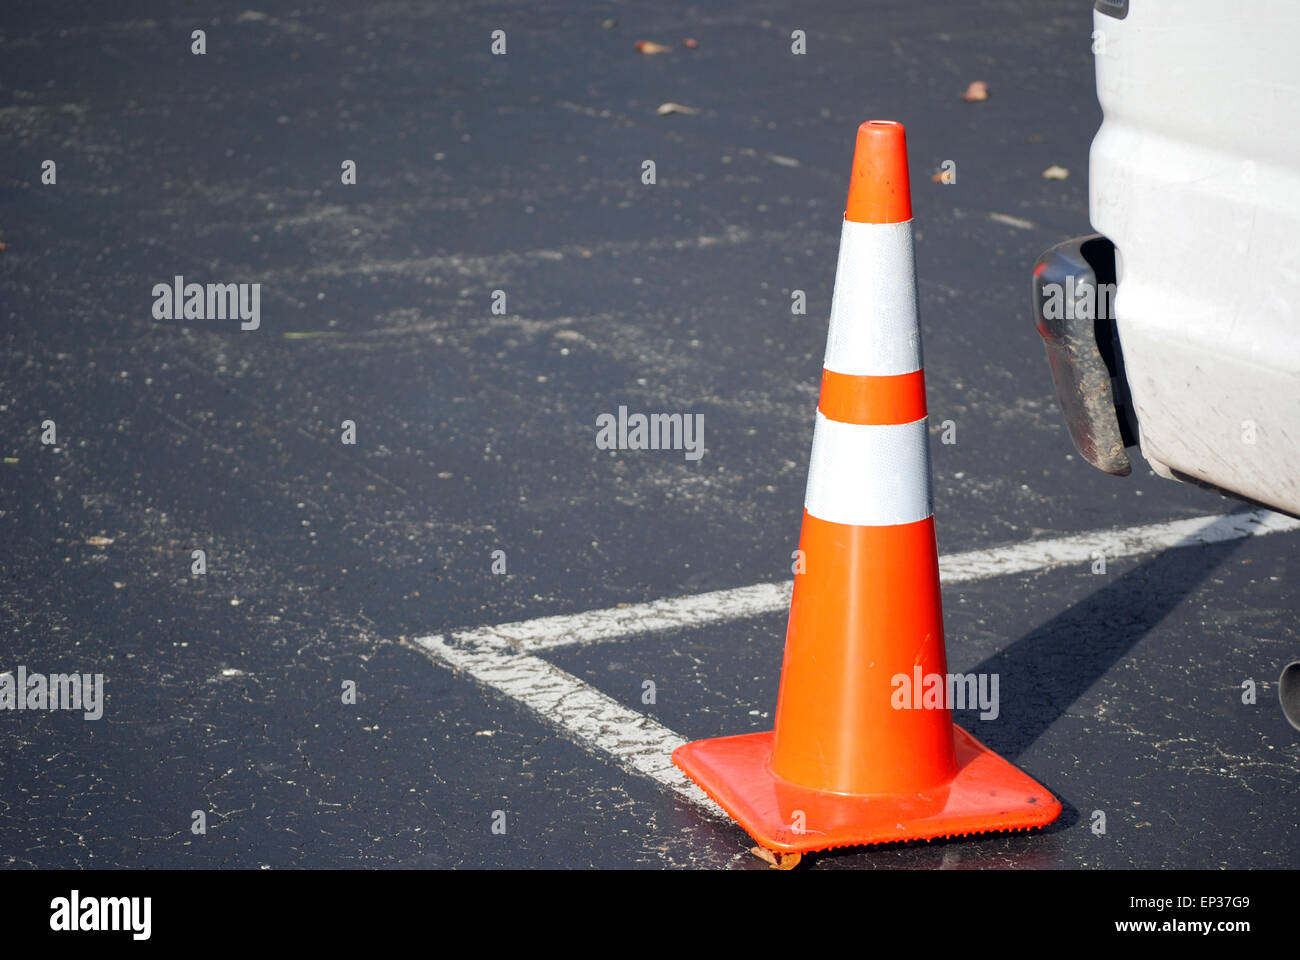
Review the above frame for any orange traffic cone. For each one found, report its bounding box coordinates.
[673,121,1061,858]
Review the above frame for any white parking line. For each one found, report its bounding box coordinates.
[413,632,725,816]
[431,509,1300,655]
[409,509,1299,816]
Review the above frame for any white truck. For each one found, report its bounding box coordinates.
[1032,0,1300,729]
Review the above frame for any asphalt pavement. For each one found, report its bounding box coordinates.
[1,0,1297,869]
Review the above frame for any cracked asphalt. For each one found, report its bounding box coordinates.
[1,0,1297,869]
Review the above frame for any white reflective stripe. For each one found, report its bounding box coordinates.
[823,219,921,377]
[804,411,933,526]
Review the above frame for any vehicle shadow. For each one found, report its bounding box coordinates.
[952,524,1249,761]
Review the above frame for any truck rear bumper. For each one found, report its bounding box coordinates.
[1032,234,1135,476]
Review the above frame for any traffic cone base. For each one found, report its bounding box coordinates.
[673,726,1061,854]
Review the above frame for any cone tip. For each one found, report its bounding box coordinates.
[845,120,912,224]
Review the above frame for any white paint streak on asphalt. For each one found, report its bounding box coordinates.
[436,509,1300,656]
[412,633,725,816]
[939,508,1299,584]
[409,509,1299,815]
[456,581,792,655]
[987,211,1036,230]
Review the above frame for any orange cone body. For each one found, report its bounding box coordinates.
[672,121,1061,853]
